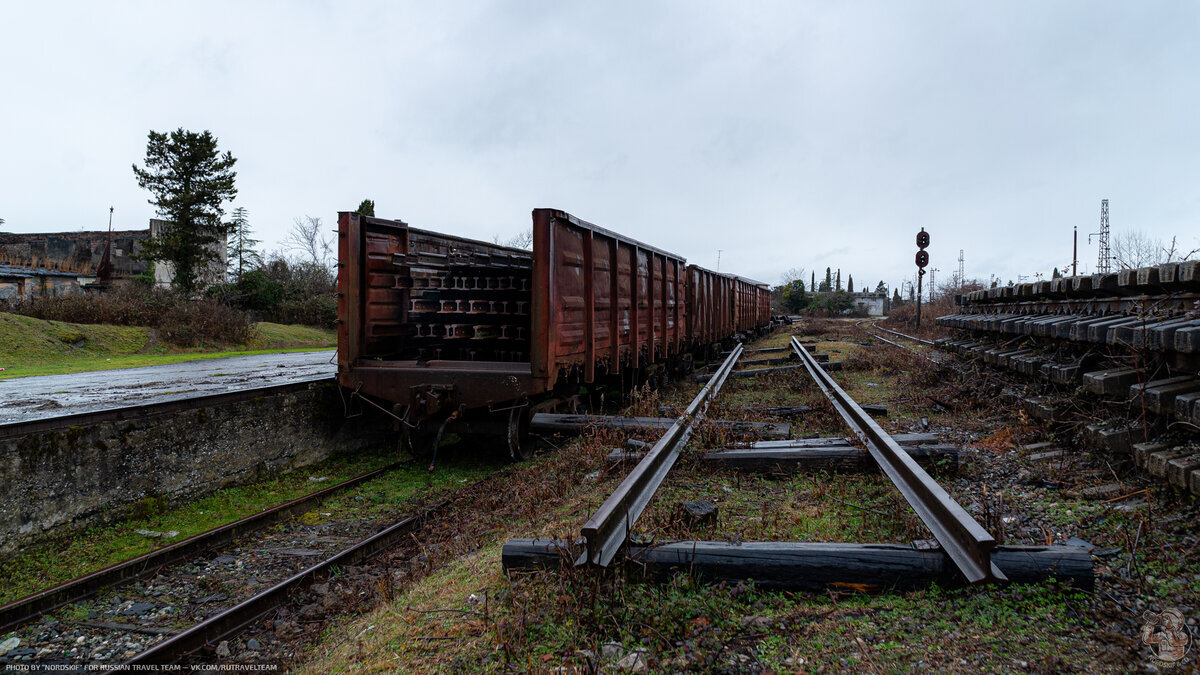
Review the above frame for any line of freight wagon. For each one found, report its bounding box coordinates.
[335,208,780,460]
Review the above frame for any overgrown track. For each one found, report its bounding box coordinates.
[0,463,404,635]
[121,502,441,667]
[505,325,1090,591]
[788,335,1004,584]
[860,319,935,347]
[578,345,744,568]
[857,319,938,361]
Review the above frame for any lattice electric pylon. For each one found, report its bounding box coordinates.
[1098,199,1111,273]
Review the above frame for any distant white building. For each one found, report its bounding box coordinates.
[852,292,889,316]
[149,219,227,289]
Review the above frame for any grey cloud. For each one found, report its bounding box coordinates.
[0,1,1197,292]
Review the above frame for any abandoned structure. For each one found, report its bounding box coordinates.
[0,229,150,279]
[0,220,226,299]
[0,265,98,301]
[851,292,889,316]
[149,219,227,289]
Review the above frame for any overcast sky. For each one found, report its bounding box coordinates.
[2,2,1197,293]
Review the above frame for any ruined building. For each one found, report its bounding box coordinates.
[0,229,150,279]
[0,221,226,300]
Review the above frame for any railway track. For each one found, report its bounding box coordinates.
[0,462,404,637]
[857,319,941,361]
[120,502,440,668]
[504,325,1091,590]
[0,453,506,668]
[859,319,935,347]
[936,267,1200,497]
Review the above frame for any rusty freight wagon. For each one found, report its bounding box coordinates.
[685,265,736,355]
[730,274,772,336]
[337,208,702,460]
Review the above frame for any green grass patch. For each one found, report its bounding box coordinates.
[451,566,1091,672]
[0,312,334,379]
[243,322,336,350]
[742,581,1092,672]
[640,464,927,543]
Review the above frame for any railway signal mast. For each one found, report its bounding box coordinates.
[914,228,930,329]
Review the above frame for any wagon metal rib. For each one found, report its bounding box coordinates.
[788,336,1006,585]
[578,344,743,567]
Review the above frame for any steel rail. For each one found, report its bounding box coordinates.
[858,321,939,364]
[578,344,744,567]
[789,336,1005,585]
[117,502,442,668]
[866,320,935,346]
[867,331,920,354]
[0,461,402,634]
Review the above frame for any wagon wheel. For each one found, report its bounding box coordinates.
[505,407,536,462]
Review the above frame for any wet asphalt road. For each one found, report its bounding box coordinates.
[0,350,336,425]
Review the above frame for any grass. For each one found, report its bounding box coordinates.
[302,506,1094,673]
[0,312,334,379]
[0,448,497,605]
[640,464,927,544]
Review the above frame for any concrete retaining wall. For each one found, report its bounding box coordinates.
[0,380,391,556]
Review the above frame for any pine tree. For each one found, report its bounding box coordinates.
[1052,268,1062,279]
[836,268,841,291]
[132,128,238,291]
[821,267,832,292]
[811,271,816,292]
[875,280,886,293]
[357,199,375,217]
[226,207,261,283]
[847,274,854,293]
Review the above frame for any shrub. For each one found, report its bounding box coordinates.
[223,257,336,328]
[4,283,252,347]
[208,269,285,313]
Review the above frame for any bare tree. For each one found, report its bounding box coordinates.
[1112,230,1199,269]
[1161,236,1199,264]
[494,230,532,250]
[1112,229,1163,269]
[285,215,333,267]
[778,267,806,287]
